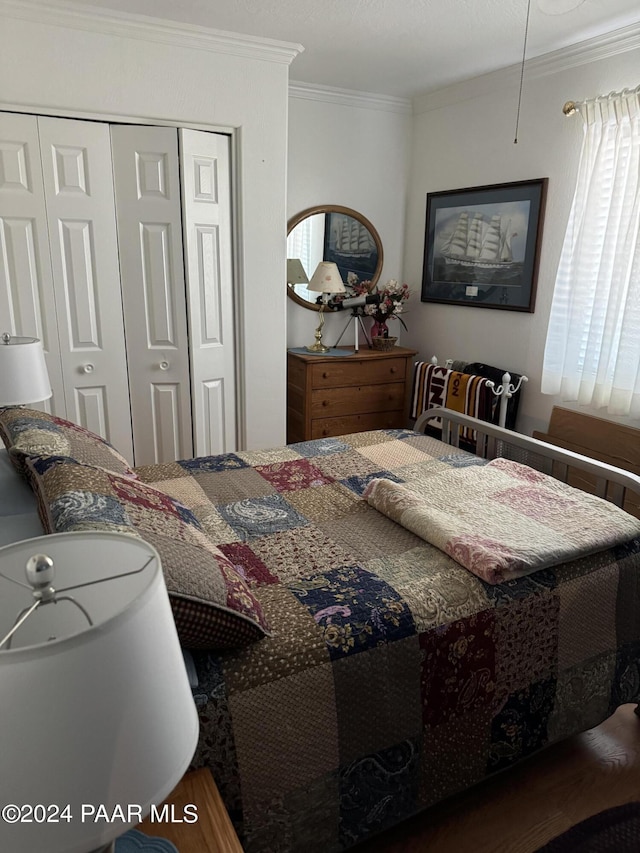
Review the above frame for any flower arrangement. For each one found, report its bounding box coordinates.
[345,274,410,336]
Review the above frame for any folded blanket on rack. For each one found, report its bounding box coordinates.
[363,458,640,584]
[410,362,493,439]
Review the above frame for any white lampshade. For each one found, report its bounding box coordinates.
[0,532,199,853]
[307,261,346,295]
[0,334,52,405]
[287,258,309,285]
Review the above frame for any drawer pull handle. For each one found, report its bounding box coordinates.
[322,400,328,407]
[322,371,329,379]
[390,367,397,374]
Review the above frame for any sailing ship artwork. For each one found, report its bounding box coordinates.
[324,212,379,283]
[435,203,529,286]
[421,180,548,312]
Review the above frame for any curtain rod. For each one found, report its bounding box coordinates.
[563,84,640,116]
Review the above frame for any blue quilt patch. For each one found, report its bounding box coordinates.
[338,737,420,848]
[384,428,418,440]
[51,490,129,530]
[28,454,74,474]
[217,494,308,540]
[8,417,60,436]
[488,675,556,772]
[341,471,404,496]
[438,453,488,468]
[289,437,350,458]
[179,453,249,473]
[289,564,415,660]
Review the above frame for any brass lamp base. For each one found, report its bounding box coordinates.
[305,306,329,353]
[305,340,330,354]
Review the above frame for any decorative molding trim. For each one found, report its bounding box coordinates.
[414,20,640,114]
[0,0,304,65]
[289,81,412,115]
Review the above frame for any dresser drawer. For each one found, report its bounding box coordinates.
[311,382,405,418]
[311,410,405,439]
[311,357,406,389]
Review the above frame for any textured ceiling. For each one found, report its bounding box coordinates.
[68,0,640,98]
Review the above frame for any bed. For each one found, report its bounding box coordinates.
[1,406,640,853]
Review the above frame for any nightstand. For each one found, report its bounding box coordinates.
[137,769,243,853]
[287,345,417,443]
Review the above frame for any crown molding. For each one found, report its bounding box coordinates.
[414,20,640,114]
[0,0,304,65]
[289,81,412,115]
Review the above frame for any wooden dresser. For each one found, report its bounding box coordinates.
[287,345,417,443]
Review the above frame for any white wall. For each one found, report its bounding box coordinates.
[287,87,412,349]
[0,1,298,450]
[403,44,640,435]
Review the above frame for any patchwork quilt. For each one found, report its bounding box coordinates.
[135,429,640,853]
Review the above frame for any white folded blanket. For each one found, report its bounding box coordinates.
[363,458,640,584]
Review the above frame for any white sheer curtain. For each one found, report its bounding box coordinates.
[541,86,640,416]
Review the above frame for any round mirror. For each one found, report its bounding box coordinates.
[287,205,384,311]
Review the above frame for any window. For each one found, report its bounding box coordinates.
[541,86,640,417]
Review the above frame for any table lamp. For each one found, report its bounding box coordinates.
[0,531,199,853]
[305,262,345,353]
[287,258,309,289]
[0,333,52,405]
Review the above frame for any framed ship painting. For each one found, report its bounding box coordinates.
[323,210,380,284]
[421,178,548,312]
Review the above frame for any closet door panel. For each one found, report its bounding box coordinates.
[111,125,192,465]
[180,129,236,455]
[38,116,133,461]
[0,112,64,414]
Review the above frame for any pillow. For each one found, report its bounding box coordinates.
[24,455,270,649]
[0,407,135,477]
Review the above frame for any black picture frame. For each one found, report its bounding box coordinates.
[421,178,548,312]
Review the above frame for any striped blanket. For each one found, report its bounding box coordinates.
[410,362,494,439]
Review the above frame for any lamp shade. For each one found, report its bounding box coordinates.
[0,532,199,853]
[0,334,52,405]
[307,262,346,295]
[287,258,309,285]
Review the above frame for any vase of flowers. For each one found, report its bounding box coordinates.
[362,278,410,342]
[371,319,389,338]
[343,274,410,331]
[334,275,410,348]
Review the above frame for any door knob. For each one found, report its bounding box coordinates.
[159,360,170,371]
[82,363,95,374]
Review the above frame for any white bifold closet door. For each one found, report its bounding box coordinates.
[110,125,193,465]
[0,112,64,415]
[38,117,133,459]
[0,112,134,461]
[1,113,236,467]
[111,125,236,464]
[179,128,236,458]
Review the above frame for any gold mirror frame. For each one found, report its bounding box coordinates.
[286,205,384,312]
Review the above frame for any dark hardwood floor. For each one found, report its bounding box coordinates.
[356,703,640,853]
